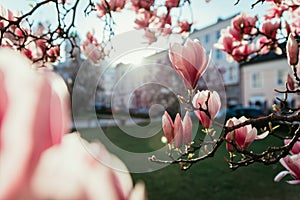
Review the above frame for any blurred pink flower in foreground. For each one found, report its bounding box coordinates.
[31,133,147,199]
[192,90,221,128]
[225,116,268,152]
[169,38,210,89]
[0,48,147,200]
[0,48,70,199]
[162,111,192,148]
[274,154,300,184]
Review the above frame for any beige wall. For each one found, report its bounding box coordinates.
[241,58,299,110]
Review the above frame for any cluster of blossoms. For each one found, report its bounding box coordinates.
[81,31,106,64]
[94,0,192,45]
[0,4,61,65]
[225,116,269,152]
[275,140,300,184]
[162,38,268,152]
[161,38,221,150]
[0,48,146,199]
[132,0,192,43]
[273,23,300,184]
[215,0,300,62]
[157,30,300,186]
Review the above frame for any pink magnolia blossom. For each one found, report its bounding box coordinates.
[231,43,256,62]
[143,28,157,44]
[31,134,147,199]
[110,0,126,12]
[260,20,280,39]
[274,154,300,184]
[169,38,210,89]
[214,32,236,54]
[178,20,192,33]
[165,0,180,9]
[225,116,268,152]
[0,3,14,28]
[134,9,151,29]
[46,45,60,62]
[131,0,154,11]
[285,0,300,6]
[286,33,299,66]
[161,27,173,36]
[95,0,109,18]
[0,48,147,199]
[192,90,221,128]
[81,32,105,63]
[162,111,192,148]
[231,13,257,35]
[0,48,70,199]
[284,139,300,154]
[257,36,273,54]
[148,11,170,29]
[95,0,125,17]
[264,3,288,20]
[265,0,282,3]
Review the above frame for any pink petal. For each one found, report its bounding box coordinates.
[255,131,269,140]
[128,182,147,200]
[284,139,300,154]
[208,91,221,119]
[0,49,68,199]
[39,69,71,144]
[173,114,183,148]
[32,134,134,199]
[0,49,50,199]
[182,111,192,145]
[286,180,300,185]
[274,170,290,182]
[244,128,257,146]
[162,111,174,143]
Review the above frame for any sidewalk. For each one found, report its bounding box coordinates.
[72,117,160,129]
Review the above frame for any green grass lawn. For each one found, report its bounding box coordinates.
[78,122,300,200]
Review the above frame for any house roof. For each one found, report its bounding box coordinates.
[192,12,240,32]
[240,43,287,67]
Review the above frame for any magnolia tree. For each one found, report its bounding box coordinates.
[1,0,300,199]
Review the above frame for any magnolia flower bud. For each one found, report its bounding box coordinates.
[287,73,295,90]
[287,33,299,66]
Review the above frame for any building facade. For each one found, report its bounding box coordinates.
[241,53,299,113]
[189,14,240,107]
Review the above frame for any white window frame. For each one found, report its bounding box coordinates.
[251,72,263,89]
[276,69,286,86]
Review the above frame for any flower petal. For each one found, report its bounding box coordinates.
[274,170,290,182]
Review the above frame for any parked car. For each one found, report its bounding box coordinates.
[95,103,112,115]
[216,106,266,127]
[225,106,266,120]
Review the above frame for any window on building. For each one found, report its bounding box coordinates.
[251,72,263,88]
[216,31,221,40]
[205,34,210,44]
[216,49,222,60]
[277,69,286,86]
[228,66,237,81]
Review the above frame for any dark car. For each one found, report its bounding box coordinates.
[216,106,266,127]
[225,106,266,120]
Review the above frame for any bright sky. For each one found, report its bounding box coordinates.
[1,0,269,37]
[1,0,269,64]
